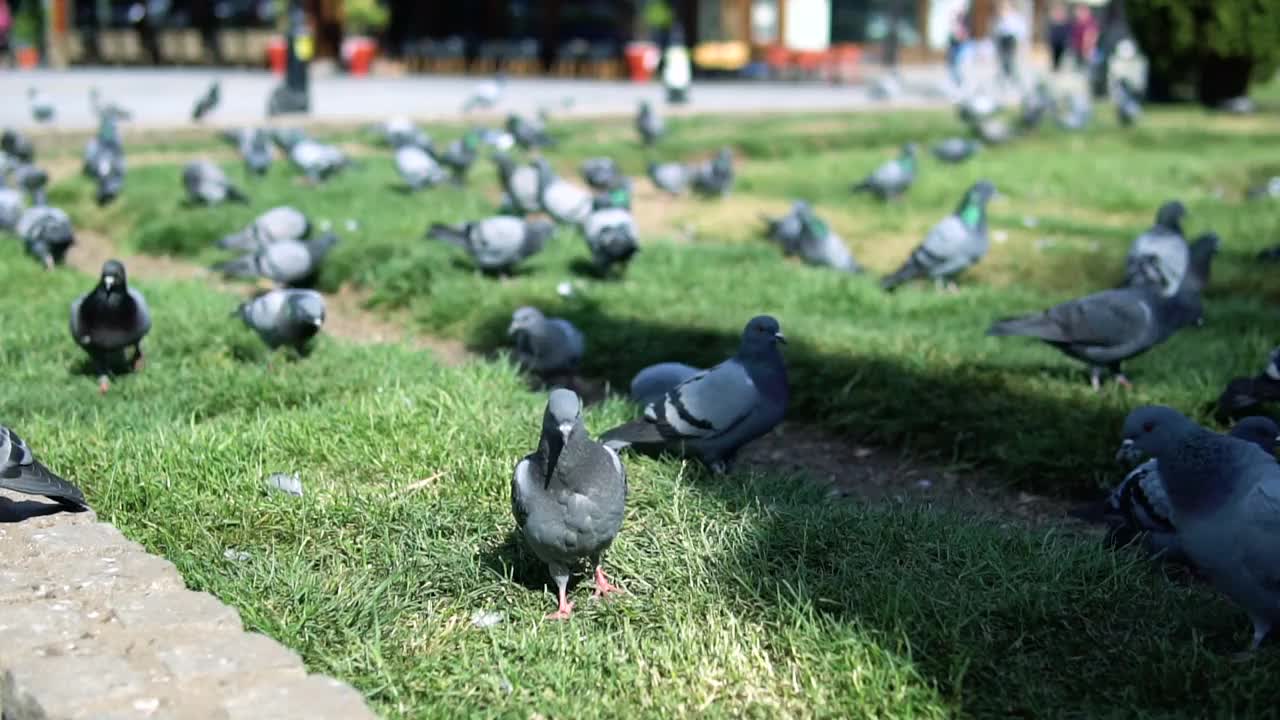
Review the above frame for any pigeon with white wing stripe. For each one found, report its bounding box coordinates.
[0,425,88,510]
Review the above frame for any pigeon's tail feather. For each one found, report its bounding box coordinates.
[985,313,1059,340]
[211,254,260,279]
[851,179,873,194]
[880,260,922,291]
[4,461,89,510]
[427,223,469,248]
[599,419,665,448]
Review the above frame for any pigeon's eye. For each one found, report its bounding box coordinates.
[1142,421,1155,433]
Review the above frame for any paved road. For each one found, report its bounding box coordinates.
[2,65,958,131]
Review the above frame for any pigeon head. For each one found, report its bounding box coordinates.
[1266,346,1280,381]
[1116,405,1196,464]
[1230,416,1280,456]
[17,165,48,192]
[739,315,786,355]
[956,181,996,225]
[286,291,326,331]
[900,143,918,159]
[540,388,584,476]
[1155,201,1186,232]
[98,260,128,294]
[791,200,812,215]
[508,306,547,337]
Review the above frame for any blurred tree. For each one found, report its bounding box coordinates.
[1128,0,1280,104]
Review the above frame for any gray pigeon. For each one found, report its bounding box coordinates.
[372,116,422,148]
[395,145,449,191]
[1115,78,1142,127]
[1081,416,1279,566]
[192,80,221,122]
[183,160,248,205]
[0,425,87,510]
[0,175,25,232]
[1,129,34,163]
[27,87,55,125]
[1247,177,1280,201]
[69,260,151,394]
[762,201,861,273]
[512,388,627,619]
[219,206,311,251]
[629,362,702,408]
[508,307,585,377]
[1019,81,1055,131]
[647,161,689,195]
[429,216,552,274]
[287,138,348,183]
[600,315,789,474]
[881,180,996,291]
[17,204,74,269]
[89,87,132,122]
[493,153,541,216]
[438,130,482,182]
[506,113,555,150]
[1116,405,1280,652]
[931,137,980,164]
[1124,200,1187,296]
[237,288,326,354]
[636,100,664,146]
[462,74,505,113]
[212,233,338,287]
[971,115,1015,145]
[581,205,639,274]
[956,92,1000,124]
[535,158,593,225]
[241,128,274,176]
[580,157,625,192]
[852,143,917,200]
[84,118,126,207]
[987,233,1217,390]
[690,147,734,197]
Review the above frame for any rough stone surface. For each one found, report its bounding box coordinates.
[0,490,378,720]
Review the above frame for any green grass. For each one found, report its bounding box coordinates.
[5,99,1280,717]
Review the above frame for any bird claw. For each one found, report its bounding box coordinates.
[544,601,574,621]
[97,379,110,394]
[1115,375,1133,389]
[592,567,625,599]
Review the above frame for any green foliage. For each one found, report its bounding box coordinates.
[343,0,390,36]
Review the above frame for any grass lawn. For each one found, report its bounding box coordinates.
[6,94,1280,717]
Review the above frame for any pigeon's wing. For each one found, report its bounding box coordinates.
[1240,471,1280,590]
[547,318,585,366]
[914,216,977,275]
[128,288,152,339]
[472,218,527,267]
[991,289,1152,346]
[511,453,541,529]
[0,426,88,509]
[644,360,760,442]
[263,242,315,283]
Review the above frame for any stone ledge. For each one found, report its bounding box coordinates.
[0,490,378,720]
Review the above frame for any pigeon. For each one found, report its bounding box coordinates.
[761,201,861,273]
[591,181,633,211]
[437,130,482,182]
[27,87,55,124]
[881,180,996,291]
[512,388,627,620]
[462,73,506,113]
[89,87,132,122]
[1124,200,1187,296]
[535,159,593,225]
[852,143,917,200]
[869,73,901,101]
[508,307,585,377]
[1,129,34,163]
[213,233,338,287]
[1082,416,1280,566]
[493,153,541,215]
[506,113,555,150]
[83,115,123,176]
[1247,178,1280,201]
[14,163,48,200]
[69,260,151,394]
[636,100,664,146]
[581,203,639,275]
[690,147,734,197]
[647,160,689,195]
[91,147,126,206]
[971,115,1015,145]
[371,116,423,149]
[192,80,221,122]
[0,425,88,510]
[931,137,980,164]
[986,233,1217,390]
[219,206,310,251]
[291,139,349,183]
[1216,347,1280,421]
[17,204,74,269]
[183,160,248,205]
[600,315,789,474]
[1057,90,1092,131]
[395,145,449,191]
[237,288,326,354]
[580,157,625,192]
[1018,81,1055,131]
[1115,78,1142,127]
[0,174,25,232]
[1115,405,1280,653]
[957,92,1000,124]
[629,362,702,408]
[240,128,274,176]
[428,217,552,274]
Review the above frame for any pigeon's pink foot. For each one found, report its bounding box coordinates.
[592,566,625,599]
[98,379,110,394]
[132,354,146,371]
[1115,374,1133,389]
[545,599,574,621]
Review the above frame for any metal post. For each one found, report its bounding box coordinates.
[268,0,312,116]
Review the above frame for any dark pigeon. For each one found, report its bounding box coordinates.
[69,260,151,393]
[0,425,88,510]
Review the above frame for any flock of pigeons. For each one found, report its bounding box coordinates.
[2,76,1280,650]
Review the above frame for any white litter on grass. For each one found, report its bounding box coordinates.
[345,219,359,232]
[471,610,503,628]
[556,281,575,298]
[223,549,252,562]
[266,472,303,497]
[993,230,1009,244]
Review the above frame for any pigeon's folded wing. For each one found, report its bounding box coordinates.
[644,361,759,442]
[511,454,539,529]
[1241,472,1280,590]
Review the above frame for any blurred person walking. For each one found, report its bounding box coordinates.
[946,10,970,88]
[993,1,1027,87]
[1047,2,1071,73]
[1071,3,1099,72]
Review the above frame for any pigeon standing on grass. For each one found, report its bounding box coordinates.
[601,316,789,474]
[647,160,689,196]
[219,206,310,251]
[27,87,55,125]
[535,158,593,225]
[240,129,274,176]
[89,87,132,122]
[183,160,248,205]
[931,137,979,164]
[881,180,996,291]
[395,144,449,191]
[1,129,35,163]
[494,152,542,216]
[1075,416,1279,565]
[212,233,338,287]
[512,388,628,620]
[581,200,639,275]
[192,80,221,122]
[237,289,326,354]
[1124,200,1187,295]
[17,203,74,269]
[0,173,26,232]
[691,147,734,197]
[580,157,625,192]
[852,143,917,200]
[507,113,555,150]
[0,425,88,510]
[508,307,585,378]
[438,130,482,183]
[636,100,664,146]
[463,73,506,113]
[762,201,861,273]
[69,260,151,394]
[428,217,552,275]
[1115,78,1143,127]
[1215,347,1280,421]
[1116,405,1280,653]
[986,233,1217,390]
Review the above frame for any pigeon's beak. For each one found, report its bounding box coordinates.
[558,421,574,442]
[103,275,116,290]
[1115,438,1142,465]
[507,322,519,336]
[774,332,787,345]
[312,318,324,328]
